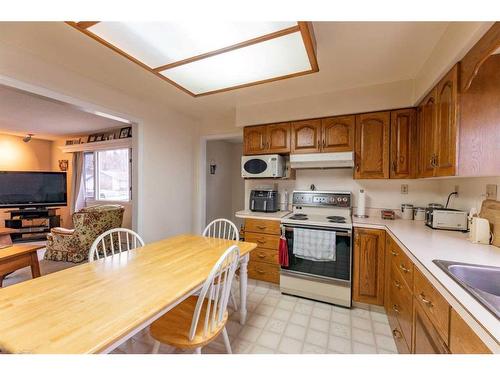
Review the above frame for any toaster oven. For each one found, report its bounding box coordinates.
[425,208,468,232]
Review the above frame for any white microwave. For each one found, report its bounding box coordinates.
[241,154,285,178]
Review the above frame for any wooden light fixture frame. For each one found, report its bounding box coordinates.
[66,21,319,97]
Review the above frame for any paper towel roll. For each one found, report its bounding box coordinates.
[356,189,367,217]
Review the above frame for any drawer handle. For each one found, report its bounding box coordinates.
[257,253,266,258]
[392,304,400,314]
[392,329,402,339]
[394,280,402,289]
[419,293,433,307]
[391,250,398,256]
[256,269,265,274]
[399,264,410,273]
[257,225,267,230]
[257,239,266,244]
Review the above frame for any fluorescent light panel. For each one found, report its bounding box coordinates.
[88,21,298,68]
[160,32,311,95]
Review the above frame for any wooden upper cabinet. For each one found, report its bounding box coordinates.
[267,123,291,154]
[418,88,438,178]
[243,125,267,155]
[390,109,417,179]
[354,111,390,179]
[291,119,322,154]
[321,115,355,152]
[435,64,458,177]
[353,228,386,306]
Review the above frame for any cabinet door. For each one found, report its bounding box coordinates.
[353,228,386,305]
[243,126,268,155]
[354,111,390,179]
[267,122,291,153]
[390,109,416,178]
[412,301,449,354]
[418,88,438,177]
[291,119,322,154]
[449,309,491,354]
[321,115,355,152]
[435,65,458,177]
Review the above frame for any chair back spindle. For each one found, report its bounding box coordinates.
[203,219,239,241]
[88,228,145,262]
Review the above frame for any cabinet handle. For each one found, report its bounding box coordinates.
[256,269,265,274]
[260,135,264,150]
[356,163,360,172]
[317,139,320,149]
[391,250,398,256]
[392,304,400,314]
[399,264,410,273]
[419,293,433,307]
[392,329,402,339]
[257,252,266,258]
[257,238,266,244]
[392,160,397,173]
[434,154,439,167]
[394,280,402,289]
[257,225,266,230]
[322,139,326,148]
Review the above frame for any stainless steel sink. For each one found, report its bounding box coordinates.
[433,260,500,319]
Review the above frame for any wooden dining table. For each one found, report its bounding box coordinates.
[0,234,256,354]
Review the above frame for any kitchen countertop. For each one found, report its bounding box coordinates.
[353,215,500,352]
[235,210,290,221]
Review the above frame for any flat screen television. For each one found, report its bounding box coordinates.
[0,171,67,208]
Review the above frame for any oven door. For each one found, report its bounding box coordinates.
[281,224,352,284]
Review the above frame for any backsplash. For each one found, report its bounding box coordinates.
[245,169,500,213]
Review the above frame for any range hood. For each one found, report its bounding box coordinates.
[290,152,354,169]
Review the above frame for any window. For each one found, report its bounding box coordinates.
[84,148,131,202]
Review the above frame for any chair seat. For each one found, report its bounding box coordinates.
[150,296,228,350]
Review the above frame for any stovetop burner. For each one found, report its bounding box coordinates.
[326,215,346,223]
[289,215,309,220]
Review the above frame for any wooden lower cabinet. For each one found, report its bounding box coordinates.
[449,309,492,354]
[353,228,386,305]
[412,301,449,354]
[244,219,280,284]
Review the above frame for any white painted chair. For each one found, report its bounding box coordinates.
[150,245,240,354]
[88,228,145,262]
[202,219,240,310]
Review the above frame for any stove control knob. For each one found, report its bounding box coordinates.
[336,197,342,202]
[342,197,348,202]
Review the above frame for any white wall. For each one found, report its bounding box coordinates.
[245,170,500,215]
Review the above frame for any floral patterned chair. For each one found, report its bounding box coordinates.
[44,204,124,263]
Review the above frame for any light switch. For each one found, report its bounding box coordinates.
[401,184,408,194]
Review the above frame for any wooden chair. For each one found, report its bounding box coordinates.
[203,219,240,310]
[150,245,240,354]
[88,228,145,262]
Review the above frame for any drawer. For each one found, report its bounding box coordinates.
[250,247,278,265]
[414,267,450,343]
[389,261,413,347]
[245,232,280,250]
[245,219,281,235]
[386,235,413,289]
[248,260,280,284]
[387,308,411,354]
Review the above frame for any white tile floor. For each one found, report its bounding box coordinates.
[112,279,397,354]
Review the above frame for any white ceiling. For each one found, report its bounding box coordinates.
[0,22,451,130]
[0,84,127,139]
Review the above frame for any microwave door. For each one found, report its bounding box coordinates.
[242,157,268,177]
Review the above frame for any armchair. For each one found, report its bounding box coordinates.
[44,204,124,263]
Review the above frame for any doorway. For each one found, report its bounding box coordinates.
[205,136,245,232]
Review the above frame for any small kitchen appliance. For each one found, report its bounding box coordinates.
[241,154,285,178]
[280,190,352,307]
[249,189,279,212]
[469,217,491,244]
[425,208,469,232]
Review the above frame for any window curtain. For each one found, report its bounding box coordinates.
[70,152,85,214]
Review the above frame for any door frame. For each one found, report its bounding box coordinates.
[196,131,243,234]
[0,75,143,234]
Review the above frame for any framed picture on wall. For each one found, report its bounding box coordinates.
[119,127,131,139]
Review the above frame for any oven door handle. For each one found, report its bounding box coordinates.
[282,225,351,237]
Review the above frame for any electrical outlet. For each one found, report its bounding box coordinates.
[401,184,408,194]
[454,185,459,197]
[486,184,497,200]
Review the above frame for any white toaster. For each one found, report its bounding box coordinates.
[425,209,468,232]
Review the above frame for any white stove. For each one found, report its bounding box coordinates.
[279,190,353,308]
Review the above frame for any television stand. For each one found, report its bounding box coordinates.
[4,208,61,243]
